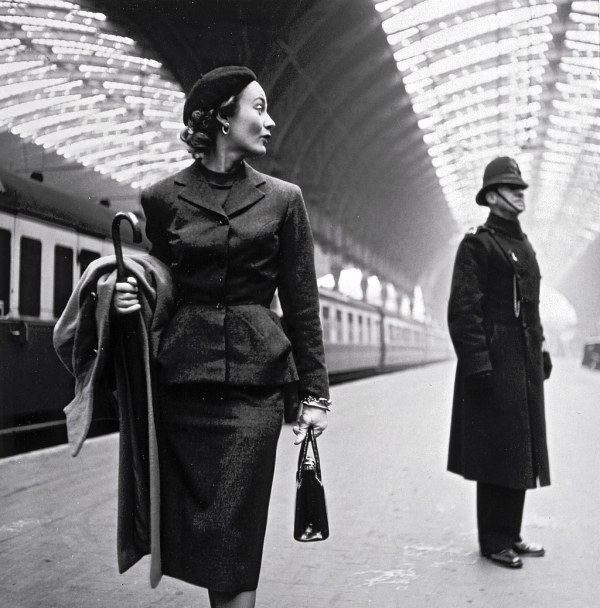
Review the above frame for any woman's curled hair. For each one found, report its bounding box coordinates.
[179,95,239,158]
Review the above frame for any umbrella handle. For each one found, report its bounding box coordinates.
[112,212,142,281]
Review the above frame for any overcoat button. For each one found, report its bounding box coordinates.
[216,302,224,310]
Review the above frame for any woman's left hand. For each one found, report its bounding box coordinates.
[293,405,328,444]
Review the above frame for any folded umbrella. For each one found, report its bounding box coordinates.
[111,212,160,581]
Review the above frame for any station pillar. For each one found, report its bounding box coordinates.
[380,282,388,310]
[360,272,369,302]
[330,259,343,291]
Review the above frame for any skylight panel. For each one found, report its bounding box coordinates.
[382,0,489,34]
[391,5,556,62]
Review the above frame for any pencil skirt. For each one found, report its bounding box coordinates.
[156,383,284,592]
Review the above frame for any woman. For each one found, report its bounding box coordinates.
[114,66,330,607]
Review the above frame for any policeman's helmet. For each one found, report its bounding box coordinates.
[476,156,528,206]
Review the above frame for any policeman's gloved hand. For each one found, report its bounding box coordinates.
[464,371,493,397]
[542,351,552,380]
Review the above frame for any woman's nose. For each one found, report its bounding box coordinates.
[264,112,275,129]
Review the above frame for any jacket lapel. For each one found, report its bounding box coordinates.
[175,161,226,217]
[224,162,267,217]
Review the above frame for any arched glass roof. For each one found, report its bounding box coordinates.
[1,0,597,294]
[0,0,187,190]
[373,0,599,285]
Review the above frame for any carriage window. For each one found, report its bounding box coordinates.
[19,237,41,316]
[358,315,363,343]
[335,309,343,343]
[54,245,74,317]
[347,312,354,343]
[366,317,371,344]
[0,229,10,315]
[79,249,100,276]
[321,305,330,342]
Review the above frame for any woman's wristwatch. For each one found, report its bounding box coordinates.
[300,396,332,412]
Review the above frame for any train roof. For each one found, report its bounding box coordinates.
[319,285,446,331]
[318,286,380,313]
[0,166,146,246]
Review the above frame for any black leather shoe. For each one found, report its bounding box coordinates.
[482,548,523,568]
[513,540,545,557]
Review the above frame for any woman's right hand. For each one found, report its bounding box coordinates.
[113,276,141,315]
[293,405,328,444]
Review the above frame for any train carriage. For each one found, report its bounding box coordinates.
[0,168,140,456]
[318,287,383,376]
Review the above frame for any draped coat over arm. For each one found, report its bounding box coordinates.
[53,254,175,587]
[447,213,550,489]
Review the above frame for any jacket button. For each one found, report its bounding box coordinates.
[523,322,528,328]
[216,302,224,310]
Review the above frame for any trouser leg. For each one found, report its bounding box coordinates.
[513,488,526,544]
[477,482,526,554]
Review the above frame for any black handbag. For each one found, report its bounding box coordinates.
[294,427,329,542]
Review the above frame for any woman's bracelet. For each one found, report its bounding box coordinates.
[301,396,332,412]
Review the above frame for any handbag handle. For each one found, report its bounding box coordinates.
[297,427,322,481]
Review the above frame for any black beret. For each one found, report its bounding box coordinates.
[182,66,257,125]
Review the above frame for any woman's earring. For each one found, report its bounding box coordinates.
[221,122,230,135]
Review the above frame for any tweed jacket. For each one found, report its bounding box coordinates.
[53,254,175,588]
[447,213,550,489]
[141,160,329,398]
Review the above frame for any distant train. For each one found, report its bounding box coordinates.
[314,287,449,377]
[0,166,450,456]
[582,338,600,370]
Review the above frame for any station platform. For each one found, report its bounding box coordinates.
[1,359,598,607]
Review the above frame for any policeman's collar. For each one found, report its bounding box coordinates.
[485,212,524,240]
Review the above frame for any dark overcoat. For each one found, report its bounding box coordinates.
[447,213,550,489]
[141,159,329,399]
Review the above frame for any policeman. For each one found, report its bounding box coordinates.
[447,157,553,569]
